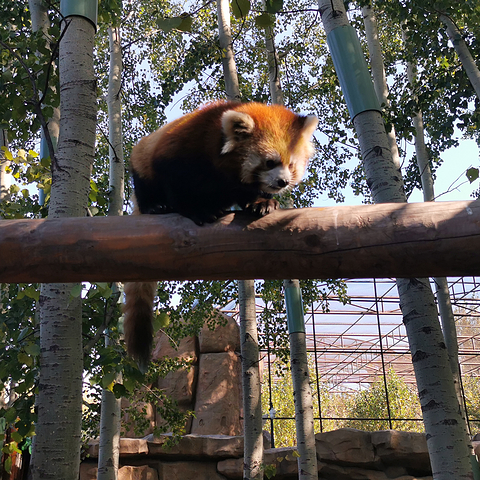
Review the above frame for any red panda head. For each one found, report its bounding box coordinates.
[220,103,318,193]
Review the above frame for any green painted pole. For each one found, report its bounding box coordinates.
[60,0,98,30]
[326,25,381,119]
[284,279,305,334]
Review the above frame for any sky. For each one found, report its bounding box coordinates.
[315,136,480,208]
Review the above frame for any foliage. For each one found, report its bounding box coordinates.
[463,377,480,436]
[343,369,423,432]
[263,365,424,447]
[0,283,39,461]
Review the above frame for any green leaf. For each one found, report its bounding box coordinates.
[466,167,479,184]
[4,456,12,474]
[255,13,275,28]
[178,14,193,32]
[17,353,33,368]
[70,284,83,298]
[153,312,170,332]
[17,327,29,342]
[40,156,51,168]
[101,370,116,390]
[23,286,39,301]
[231,0,250,18]
[156,17,183,33]
[265,0,283,14]
[122,376,136,393]
[112,383,127,397]
[24,344,40,356]
[4,407,17,424]
[3,148,13,161]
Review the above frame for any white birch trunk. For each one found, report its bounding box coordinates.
[28,0,61,149]
[264,25,283,105]
[362,4,400,171]
[318,1,472,478]
[403,44,469,439]
[30,15,97,480]
[439,14,480,101]
[107,26,124,217]
[239,280,263,480]
[97,25,124,480]
[216,2,262,477]
[216,0,241,101]
[97,332,122,480]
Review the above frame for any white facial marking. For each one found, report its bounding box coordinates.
[260,165,292,193]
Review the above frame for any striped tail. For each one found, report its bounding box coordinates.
[123,281,157,372]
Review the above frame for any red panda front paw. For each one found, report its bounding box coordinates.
[188,210,226,226]
[247,197,280,217]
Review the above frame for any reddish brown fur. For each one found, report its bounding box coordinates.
[125,101,318,368]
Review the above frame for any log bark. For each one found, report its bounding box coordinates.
[1,200,480,282]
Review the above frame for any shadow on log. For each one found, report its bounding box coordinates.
[1,200,480,283]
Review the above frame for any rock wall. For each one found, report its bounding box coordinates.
[81,428,441,480]
[123,311,243,437]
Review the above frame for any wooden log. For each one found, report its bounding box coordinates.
[1,200,479,283]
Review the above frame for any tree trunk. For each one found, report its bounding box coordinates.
[97,334,122,480]
[107,26,124,218]
[4,200,480,282]
[284,280,317,480]
[439,14,480,100]
[216,0,241,102]
[403,35,468,428]
[29,13,97,480]
[239,280,263,480]
[265,16,318,477]
[264,22,283,105]
[317,1,473,478]
[216,2,263,477]
[97,25,124,480]
[28,0,61,155]
[361,3,400,171]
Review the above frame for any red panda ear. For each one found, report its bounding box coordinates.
[221,110,255,154]
[299,115,318,139]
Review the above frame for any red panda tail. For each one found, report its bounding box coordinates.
[123,281,157,372]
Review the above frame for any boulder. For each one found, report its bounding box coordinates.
[118,465,158,480]
[156,364,197,407]
[79,462,97,480]
[392,477,433,480]
[217,447,300,479]
[190,351,243,435]
[371,430,431,476]
[147,433,244,458]
[154,460,226,480]
[88,438,149,458]
[151,330,197,363]
[316,428,378,468]
[198,311,240,353]
[318,463,388,480]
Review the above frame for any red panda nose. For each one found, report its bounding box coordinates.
[278,179,289,188]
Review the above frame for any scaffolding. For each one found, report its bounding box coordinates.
[224,277,480,443]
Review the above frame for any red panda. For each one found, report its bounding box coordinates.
[124,101,318,369]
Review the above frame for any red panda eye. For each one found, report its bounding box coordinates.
[266,159,279,169]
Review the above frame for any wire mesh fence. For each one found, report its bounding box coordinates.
[225,277,480,447]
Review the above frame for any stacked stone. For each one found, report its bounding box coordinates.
[81,428,439,479]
